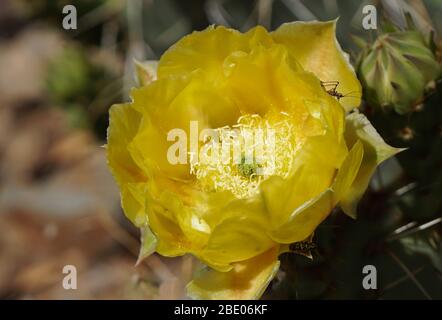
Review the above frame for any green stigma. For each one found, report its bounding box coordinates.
[238,156,259,178]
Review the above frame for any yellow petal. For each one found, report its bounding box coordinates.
[261,162,332,230]
[187,247,280,300]
[120,182,148,226]
[146,188,211,257]
[158,26,248,80]
[201,200,274,268]
[134,59,158,87]
[244,25,275,47]
[106,103,148,226]
[107,103,144,184]
[162,73,239,128]
[260,175,300,229]
[332,140,364,203]
[146,193,190,257]
[272,20,362,111]
[260,121,345,230]
[268,189,334,244]
[223,45,303,115]
[129,114,191,181]
[341,112,405,218]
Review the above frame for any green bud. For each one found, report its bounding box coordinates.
[358,31,441,114]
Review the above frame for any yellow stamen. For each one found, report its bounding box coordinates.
[190,112,301,199]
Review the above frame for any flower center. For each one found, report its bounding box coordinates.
[190,112,299,199]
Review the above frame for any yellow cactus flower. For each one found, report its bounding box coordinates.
[106,20,402,300]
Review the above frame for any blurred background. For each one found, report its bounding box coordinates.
[0,0,441,299]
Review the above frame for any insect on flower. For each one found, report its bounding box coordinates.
[321,80,360,102]
[289,241,317,252]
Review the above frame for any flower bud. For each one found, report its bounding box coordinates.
[358,31,440,114]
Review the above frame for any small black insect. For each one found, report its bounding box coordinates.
[289,241,317,252]
[320,80,345,100]
[320,80,362,102]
